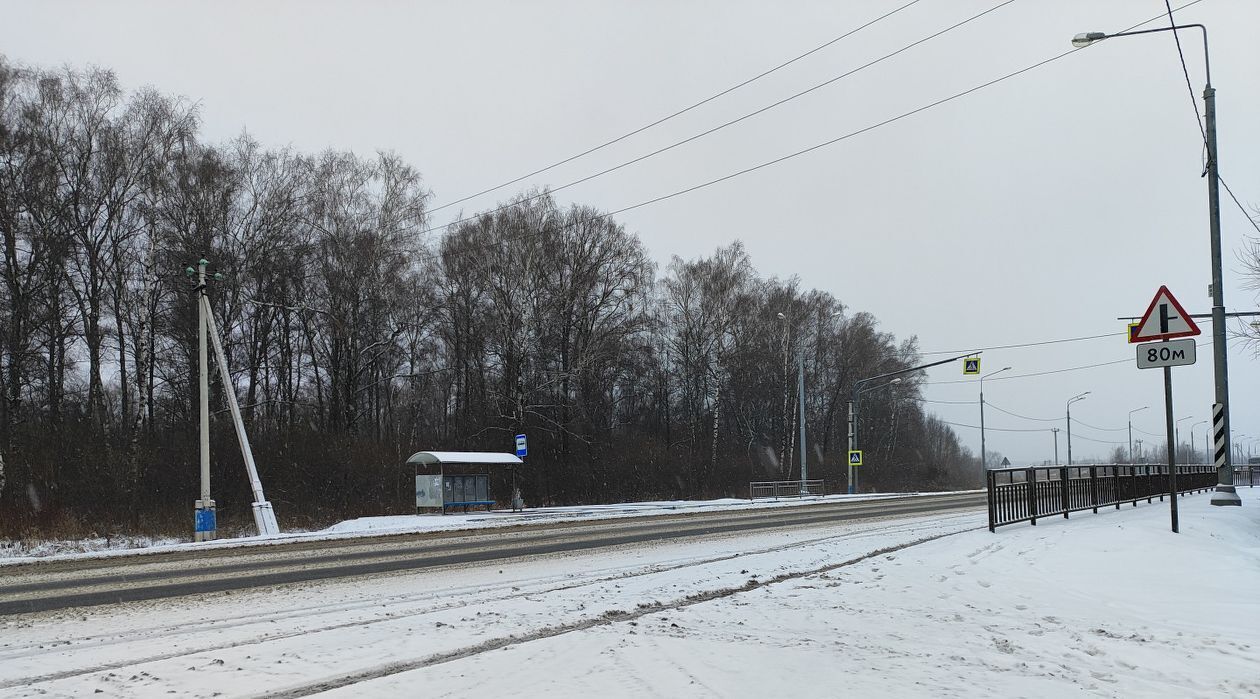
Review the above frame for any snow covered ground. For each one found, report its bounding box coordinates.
[1,493,1256,698]
[0,491,942,564]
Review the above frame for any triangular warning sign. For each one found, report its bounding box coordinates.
[1131,286,1200,342]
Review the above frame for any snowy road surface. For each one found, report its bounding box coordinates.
[1,494,1256,697]
[0,493,983,614]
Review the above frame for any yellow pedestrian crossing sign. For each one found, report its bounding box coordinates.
[848,450,863,466]
[963,357,980,375]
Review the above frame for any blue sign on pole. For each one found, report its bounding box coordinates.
[194,508,216,533]
[515,433,528,458]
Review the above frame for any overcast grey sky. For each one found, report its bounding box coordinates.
[3,0,1257,465]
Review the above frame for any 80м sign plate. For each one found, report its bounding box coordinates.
[1136,339,1196,369]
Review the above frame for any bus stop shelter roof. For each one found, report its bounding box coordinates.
[405,451,523,466]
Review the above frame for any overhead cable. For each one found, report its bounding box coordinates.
[422,0,1208,263]
[922,340,1214,385]
[427,0,926,214]
[984,402,1061,423]
[920,331,1124,356]
[1070,418,1128,433]
[1161,1,1260,236]
[421,0,1018,235]
[937,419,1048,433]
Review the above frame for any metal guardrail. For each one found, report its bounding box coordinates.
[749,479,825,500]
[1235,467,1258,488]
[986,464,1222,532]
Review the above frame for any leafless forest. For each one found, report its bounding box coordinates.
[0,57,978,536]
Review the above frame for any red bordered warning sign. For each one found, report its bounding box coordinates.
[1130,285,1201,342]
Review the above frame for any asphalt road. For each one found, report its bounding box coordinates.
[0,492,985,616]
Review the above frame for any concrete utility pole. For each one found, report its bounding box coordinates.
[188,260,281,540]
[193,259,215,541]
[202,291,280,536]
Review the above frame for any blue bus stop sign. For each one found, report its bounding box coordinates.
[515,434,527,458]
[194,507,216,533]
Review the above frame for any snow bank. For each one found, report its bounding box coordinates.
[0,490,968,565]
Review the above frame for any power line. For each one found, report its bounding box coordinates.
[1071,433,1127,446]
[937,419,1048,433]
[423,1,1207,264]
[912,397,978,405]
[427,0,926,214]
[950,399,1150,439]
[1160,1,1260,236]
[984,401,1060,423]
[421,0,1019,236]
[1221,176,1260,236]
[1163,0,1207,142]
[940,419,1122,444]
[1071,418,1128,433]
[920,331,1124,356]
[921,356,1131,385]
[922,339,1216,385]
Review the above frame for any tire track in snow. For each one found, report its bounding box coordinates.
[1,513,979,691]
[260,522,983,699]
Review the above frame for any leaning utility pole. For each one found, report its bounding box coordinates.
[189,260,281,540]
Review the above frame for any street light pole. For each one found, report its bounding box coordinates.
[979,366,1011,475]
[776,312,791,474]
[1176,415,1195,462]
[1051,427,1060,465]
[847,352,973,494]
[1128,406,1148,465]
[1066,392,1089,466]
[1192,420,1208,464]
[797,346,807,494]
[1071,23,1237,505]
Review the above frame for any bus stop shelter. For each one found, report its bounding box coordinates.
[405,451,523,513]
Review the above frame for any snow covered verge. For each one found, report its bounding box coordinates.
[1,493,1255,698]
[0,490,954,565]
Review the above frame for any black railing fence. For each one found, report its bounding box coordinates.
[986,464,1231,531]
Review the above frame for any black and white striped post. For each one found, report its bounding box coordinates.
[1212,402,1228,478]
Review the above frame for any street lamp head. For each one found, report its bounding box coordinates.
[1072,32,1107,48]
[776,312,786,320]
[890,378,903,385]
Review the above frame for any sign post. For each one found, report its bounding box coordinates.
[1132,286,1201,533]
[512,434,527,512]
